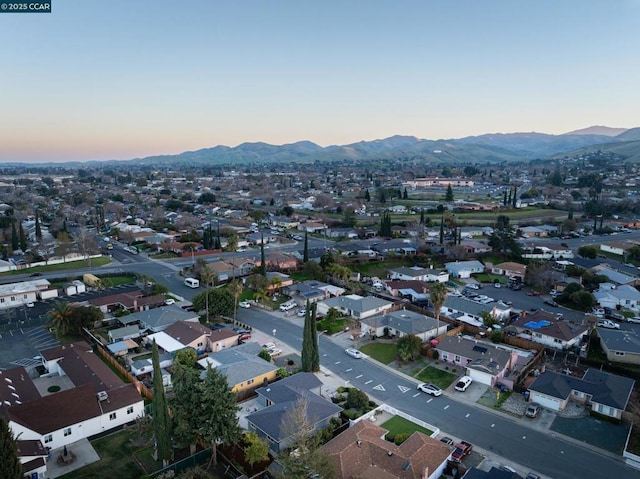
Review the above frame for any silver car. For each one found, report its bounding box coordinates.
[417,383,443,396]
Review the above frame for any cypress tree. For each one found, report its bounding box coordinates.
[11,219,18,251]
[35,211,42,241]
[503,190,507,206]
[152,341,172,466]
[301,301,313,372]
[260,233,267,277]
[303,232,309,263]
[0,417,22,479]
[18,222,27,252]
[310,302,320,372]
[512,185,518,208]
[439,216,444,245]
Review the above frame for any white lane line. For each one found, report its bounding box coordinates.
[427,398,433,403]
[413,393,420,398]
[334,361,341,365]
[465,413,470,418]
[444,405,450,410]
[365,380,372,385]
[491,424,495,428]
[346,368,353,372]
[356,374,363,379]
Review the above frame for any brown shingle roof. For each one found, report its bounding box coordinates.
[163,320,211,345]
[0,367,41,406]
[322,420,450,479]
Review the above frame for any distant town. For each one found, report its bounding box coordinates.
[3,146,640,479]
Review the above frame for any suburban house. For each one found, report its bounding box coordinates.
[600,240,636,257]
[461,239,492,255]
[372,240,417,256]
[519,226,548,238]
[17,439,48,479]
[326,227,358,239]
[384,280,430,302]
[491,262,527,281]
[292,247,327,263]
[254,251,298,271]
[435,335,526,389]
[265,271,293,293]
[591,268,639,286]
[594,284,640,311]
[442,296,511,327]
[246,372,341,454]
[388,266,449,283]
[209,260,235,283]
[163,320,216,353]
[89,291,165,314]
[360,309,447,340]
[335,242,378,259]
[321,420,451,479]
[317,294,394,320]
[107,325,142,343]
[444,260,485,279]
[528,369,635,420]
[197,342,278,399]
[5,342,145,453]
[117,305,199,333]
[287,280,345,305]
[596,328,640,365]
[507,312,588,350]
[520,243,574,260]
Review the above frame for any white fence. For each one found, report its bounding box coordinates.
[353,403,440,438]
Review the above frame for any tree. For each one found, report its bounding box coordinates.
[18,221,27,252]
[303,232,309,263]
[10,219,18,251]
[396,334,423,363]
[225,230,238,252]
[152,341,172,466]
[429,282,448,334]
[444,184,454,202]
[243,432,269,466]
[192,288,235,318]
[301,301,320,372]
[198,366,241,466]
[55,231,74,263]
[246,273,269,294]
[200,265,216,323]
[275,397,335,479]
[578,245,598,259]
[0,416,21,479]
[345,388,370,411]
[35,210,42,241]
[69,306,103,334]
[569,290,596,311]
[260,234,267,276]
[170,358,201,454]
[227,279,243,322]
[488,215,521,259]
[49,301,75,336]
[302,260,325,281]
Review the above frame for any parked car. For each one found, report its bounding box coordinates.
[164,298,176,305]
[26,302,35,308]
[606,311,625,322]
[297,308,307,317]
[527,291,541,296]
[543,299,559,307]
[451,441,473,461]
[525,404,540,418]
[29,272,43,277]
[525,473,541,479]
[597,319,620,330]
[455,376,473,392]
[494,283,501,288]
[439,436,454,447]
[627,316,640,324]
[238,332,251,342]
[239,301,251,308]
[417,383,442,397]
[345,348,363,359]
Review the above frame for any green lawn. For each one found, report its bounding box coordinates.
[59,429,155,479]
[360,343,397,364]
[474,273,506,284]
[0,257,112,277]
[105,275,136,286]
[414,366,458,389]
[380,415,433,437]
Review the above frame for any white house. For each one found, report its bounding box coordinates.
[444,260,485,279]
[388,266,449,283]
[360,309,447,340]
[0,279,49,310]
[316,294,393,320]
[594,284,640,312]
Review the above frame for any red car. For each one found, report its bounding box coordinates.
[526,291,541,296]
[451,441,473,461]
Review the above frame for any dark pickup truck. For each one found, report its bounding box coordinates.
[451,441,473,462]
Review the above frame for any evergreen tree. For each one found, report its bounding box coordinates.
[445,185,454,202]
[439,216,444,245]
[199,366,241,466]
[0,417,22,479]
[419,209,425,225]
[301,301,314,372]
[310,302,320,372]
[507,189,512,206]
[11,219,18,251]
[260,234,267,276]
[18,222,27,252]
[512,185,518,208]
[568,209,574,220]
[364,189,370,202]
[503,190,508,206]
[403,188,408,199]
[35,211,42,241]
[303,232,309,263]
[379,190,386,203]
[152,341,172,466]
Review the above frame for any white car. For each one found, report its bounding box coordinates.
[417,383,442,397]
[297,308,307,317]
[239,301,251,309]
[455,376,473,392]
[26,302,35,308]
[598,320,620,329]
[627,317,640,324]
[345,348,363,359]
[164,299,175,305]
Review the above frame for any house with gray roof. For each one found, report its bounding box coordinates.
[434,335,523,388]
[597,328,640,365]
[118,304,199,332]
[442,296,510,327]
[360,309,446,341]
[444,260,485,279]
[317,294,394,319]
[388,265,449,283]
[594,284,640,312]
[528,369,635,420]
[508,312,588,350]
[592,268,638,286]
[107,325,141,343]
[246,372,341,453]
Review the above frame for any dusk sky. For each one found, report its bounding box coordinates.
[1,1,639,163]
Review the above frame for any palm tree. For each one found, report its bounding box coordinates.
[429,282,448,337]
[269,276,283,295]
[49,301,75,336]
[200,265,216,323]
[227,279,243,323]
[253,288,268,304]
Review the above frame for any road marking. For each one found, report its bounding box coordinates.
[365,380,372,385]
[323,353,327,357]
[346,368,352,372]
[334,361,341,365]
[427,398,433,403]
[465,413,470,418]
[356,374,363,379]
[398,385,410,393]
[522,435,526,440]
[413,392,420,398]
[373,384,386,391]
[444,405,449,410]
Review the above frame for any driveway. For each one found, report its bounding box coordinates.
[551,414,631,454]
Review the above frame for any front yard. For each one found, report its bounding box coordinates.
[360,343,398,364]
[413,365,458,389]
[380,415,434,440]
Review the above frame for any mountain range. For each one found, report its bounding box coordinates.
[127,126,640,167]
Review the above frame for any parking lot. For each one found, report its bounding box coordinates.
[0,324,60,370]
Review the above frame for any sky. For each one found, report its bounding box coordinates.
[1,0,639,163]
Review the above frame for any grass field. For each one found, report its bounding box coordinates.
[414,366,458,389]
[380,415,434,438]
[360,343,398,364]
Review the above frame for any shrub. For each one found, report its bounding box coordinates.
[47,385,61,393]
[393,433,410,445]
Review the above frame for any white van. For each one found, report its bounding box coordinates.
[184,277,200,288]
